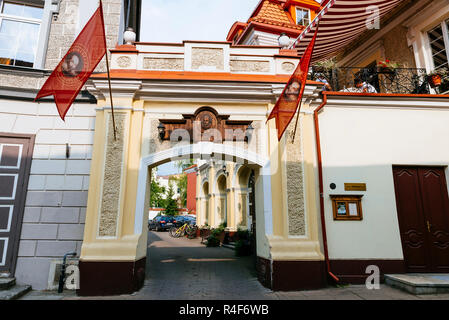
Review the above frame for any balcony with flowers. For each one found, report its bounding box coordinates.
[310,58,449,95]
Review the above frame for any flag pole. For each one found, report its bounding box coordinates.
[100,0,117,141]
[290,100,302,144]
[105,46,117,141]
[291,23,320,144]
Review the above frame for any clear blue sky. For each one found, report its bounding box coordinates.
[140,0,260,42]
[157,162,180,176]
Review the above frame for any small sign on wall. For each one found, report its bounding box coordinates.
[330,195,363,221]
[344,183,367,191]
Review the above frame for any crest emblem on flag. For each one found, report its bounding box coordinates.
[35,2,107,121]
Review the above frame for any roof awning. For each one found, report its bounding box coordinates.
[292,0,407,61]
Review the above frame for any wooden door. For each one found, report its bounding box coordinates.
[393,166,449,272]
[0,134,34,276]
[418,167,449,271]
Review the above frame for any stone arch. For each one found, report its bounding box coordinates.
[133,142,272,235]
[234,165,254,229]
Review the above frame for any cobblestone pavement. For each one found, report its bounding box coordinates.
[21,231,449,300]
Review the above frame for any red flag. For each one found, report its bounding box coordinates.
[267,27,319,141]
[35,2,107,120]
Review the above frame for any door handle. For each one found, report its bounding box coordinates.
[426,220,432,233]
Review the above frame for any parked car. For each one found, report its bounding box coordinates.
[148,215,175,231]
[173,215,196,227]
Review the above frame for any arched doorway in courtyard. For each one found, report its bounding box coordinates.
[136,142,272,294]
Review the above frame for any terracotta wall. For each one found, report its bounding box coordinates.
[186,170,197,214]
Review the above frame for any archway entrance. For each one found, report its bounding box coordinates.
[78,70,326,295]
[134,143,272,296]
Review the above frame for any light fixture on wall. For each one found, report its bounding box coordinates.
[222,164,229,177]
[158,122,166,140]
[278,33,290,48]
[245,123,254,142]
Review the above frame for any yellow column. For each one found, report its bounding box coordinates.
[227,163,236,231]
[78,99,146,296]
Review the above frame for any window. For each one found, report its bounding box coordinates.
[330,195,363,221]
[0,1,44,68]
[427,20,449,92]
[296,8,310,26]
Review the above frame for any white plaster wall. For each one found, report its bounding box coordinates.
[0,99,95,290]
[318,102,449,260]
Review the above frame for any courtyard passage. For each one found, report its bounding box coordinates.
[140,231,274,300]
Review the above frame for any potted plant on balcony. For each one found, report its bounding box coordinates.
[377,59,401,76]
[427,68,449,88]
[312,58,337,73]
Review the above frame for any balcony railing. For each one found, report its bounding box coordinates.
[310,67,449,95]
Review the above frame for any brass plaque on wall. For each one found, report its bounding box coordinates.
[344,183,367,191]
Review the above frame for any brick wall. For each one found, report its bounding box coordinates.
[186,171,197,214]
[0,99,96,290]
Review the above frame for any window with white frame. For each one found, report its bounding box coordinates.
[296,7,310,26]
[0,1,44,68]
[427,19,449,92]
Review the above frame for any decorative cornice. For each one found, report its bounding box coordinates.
[87,77,322,105]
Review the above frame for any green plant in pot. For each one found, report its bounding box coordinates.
[206,233,221,247]
[313,58,337,72]
[377,59,401,73]
[206,222,227,247]
[234,228,252,256]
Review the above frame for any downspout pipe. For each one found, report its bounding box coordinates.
[313,92,340,284]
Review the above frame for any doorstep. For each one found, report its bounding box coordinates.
[385,274,449,295]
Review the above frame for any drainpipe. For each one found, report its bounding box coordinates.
[313,92,339,284]
[58,252,77,293]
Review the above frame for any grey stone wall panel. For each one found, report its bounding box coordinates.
[40,207,80,224]
[36,241,78,257]
[57,224,85,240]
[20,224,59,240]
[25,191,63,207]
[61,191,88,207]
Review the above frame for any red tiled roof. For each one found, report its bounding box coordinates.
[249,0,304,31]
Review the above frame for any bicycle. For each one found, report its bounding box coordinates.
[169,223,197,238]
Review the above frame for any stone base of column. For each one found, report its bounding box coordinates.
[256,256,326,291]
[77,257,146,296]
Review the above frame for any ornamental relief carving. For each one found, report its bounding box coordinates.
[282,62,296,72]
[230,60,270,73]
[158,106,252,143]
[116,56,132,68]
[143,57,184,70]
[191,48,224,70]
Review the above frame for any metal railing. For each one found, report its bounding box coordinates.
[310,67,447,95]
